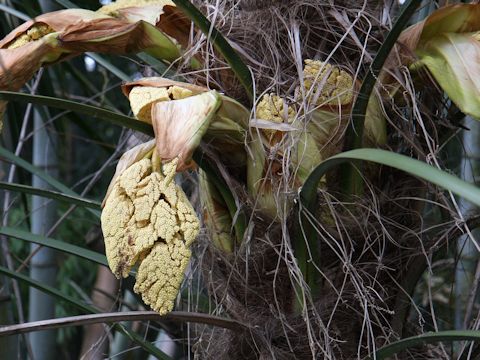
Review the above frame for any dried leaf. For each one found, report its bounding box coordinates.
[156,5,192,49]
[417,32,480,119]
[0,35,64,91]
[0,9,110,49]
[397,4,480,63]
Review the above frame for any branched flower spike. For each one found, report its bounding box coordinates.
[101,142,199,314]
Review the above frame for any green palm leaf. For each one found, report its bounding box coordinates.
[374,330,480,359]
[0,182,101,209]
[0,227,107,266]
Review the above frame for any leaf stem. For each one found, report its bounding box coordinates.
[340,0,422,196]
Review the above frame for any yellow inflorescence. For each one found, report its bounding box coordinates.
[129,86,170,123]
[168,85,194,100]
[256,94,296,140]
[97,0,174,15]
[303,59,353,106]
[7,24,55,49]
[134,239,191,314]
[101,156,199,314]
[129,85,194,123]
[256,94,295,123]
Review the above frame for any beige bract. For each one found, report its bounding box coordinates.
[129,85,194,123]
[303,59,354,106]
[101,156,199,314]
[97,0,174,15]
[7,24,55,49]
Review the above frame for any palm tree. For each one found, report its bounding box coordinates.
[2,1,480,359]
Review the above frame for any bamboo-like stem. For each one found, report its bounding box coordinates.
[28,107,58,360]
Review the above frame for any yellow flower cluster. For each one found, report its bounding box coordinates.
[302,59,353,106]
[255,93,296,141]
[7,24,54,49]
[256,94,295,123]
[101,155,199,314]
[129,85,194,123]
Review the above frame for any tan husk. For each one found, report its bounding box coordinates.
[0,10,111,94]
[0,9,111,49]
[122,78,250,129]
[57,18,180,62]
[97,0,174,18]
[398,3,480,56]
[154,5,193,49]
[151,91,221,170]
[0,36,60,91]
[123,78,249,170]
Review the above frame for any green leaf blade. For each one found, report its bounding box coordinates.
[0,227,107,266]
[375,330,480,359]
[0,146,101,218]
[301,148,480,209]
[0,182,101,209]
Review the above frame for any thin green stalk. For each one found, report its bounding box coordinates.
[340,0,422,196]
[0,92,153,135]
[171,0,253,101]
[0,146,101,219]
